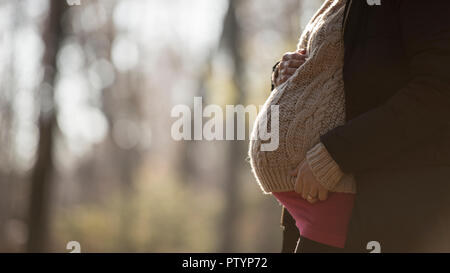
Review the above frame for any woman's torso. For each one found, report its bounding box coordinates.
[248,0,352,194]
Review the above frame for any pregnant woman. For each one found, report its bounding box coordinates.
[254,0,450,253]
[248,0,354,253]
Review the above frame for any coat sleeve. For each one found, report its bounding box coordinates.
[280,206,300,253]
[271,61,281,92]
[320,0,450,173]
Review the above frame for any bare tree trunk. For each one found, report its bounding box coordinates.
[219,0,245,253]
[99,5,141,250]
[27,0,66,253]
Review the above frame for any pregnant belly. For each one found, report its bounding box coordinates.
[248,67,345,193]
[273,190,355,248]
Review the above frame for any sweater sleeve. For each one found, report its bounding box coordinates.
[306,142,345,190]
[320,0,450,173]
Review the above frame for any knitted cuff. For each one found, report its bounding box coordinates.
[306,142,345,191]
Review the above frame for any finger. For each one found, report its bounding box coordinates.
[290,164,300,176]
[301,178,311,200]
[318,188,329,201]
[282,52,304,61]
[287,59,306,68]
[297,48,307,54]
[275,76,281,87]
[309,184,319,199]
[300,162,313,200]
[281,67,297,75]
[277,75,286,86]
[305,183,319,204]
[307,196,318,204]
[291,158,307,176]
[294,163,305,194]
[294,173,303,194]
[281,53,292,61]
[279,75,289,84]
[280,57,307,69]
[290,53,305,60]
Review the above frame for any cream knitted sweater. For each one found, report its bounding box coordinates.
[248,0,356,194]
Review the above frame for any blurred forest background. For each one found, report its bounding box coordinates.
[0,0,321,252]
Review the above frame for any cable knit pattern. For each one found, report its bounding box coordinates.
[248,0,356,194]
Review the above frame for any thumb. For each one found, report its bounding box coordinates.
[290,159,306,176]
[290,164,300,176]
[298,48,307,54]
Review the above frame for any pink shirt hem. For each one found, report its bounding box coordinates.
[273,191,355,248]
